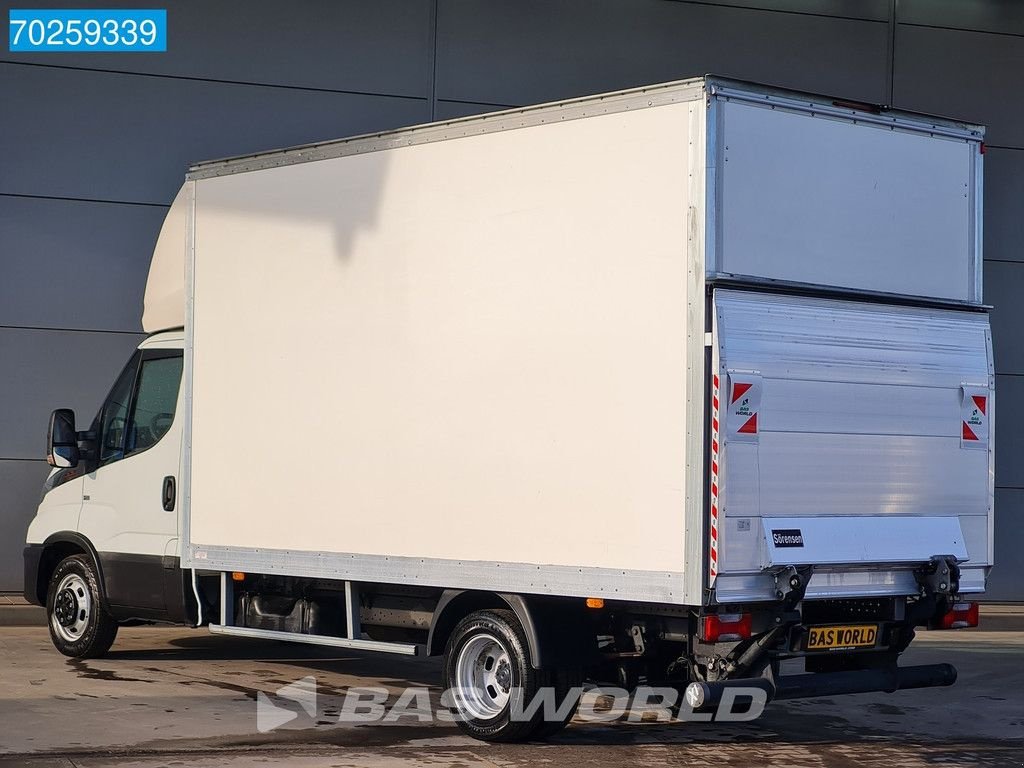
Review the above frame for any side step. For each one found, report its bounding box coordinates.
[209,571,420,656]
[684,663,957,709]
[208,623,421,655]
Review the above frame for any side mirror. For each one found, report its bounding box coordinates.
[47,408,79,468]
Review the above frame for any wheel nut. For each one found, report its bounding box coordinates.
[495,660,512,691]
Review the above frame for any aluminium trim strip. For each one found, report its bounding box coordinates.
[186,544,688,605]
[681,94,710,606]
[178,180,196,561]
[973,140,985,304]
[707,274,990,311]
[709,83,984,141]
[208,624,421,655]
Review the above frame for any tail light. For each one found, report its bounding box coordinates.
[939,602,979,629]
[702,612,752,642]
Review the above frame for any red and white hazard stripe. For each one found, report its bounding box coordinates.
[962,394,987,441]
[960,385,990,448]
[710,374,720,582]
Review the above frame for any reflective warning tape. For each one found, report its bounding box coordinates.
[710,374,720,582]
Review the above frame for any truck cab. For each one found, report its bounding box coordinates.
[24,330,190,655]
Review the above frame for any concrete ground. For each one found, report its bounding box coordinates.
[0,595,45,627]
[0,622,1022,768]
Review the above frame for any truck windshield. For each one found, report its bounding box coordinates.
[97,353,138,464]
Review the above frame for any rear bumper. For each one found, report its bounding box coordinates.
[23,544,44,606]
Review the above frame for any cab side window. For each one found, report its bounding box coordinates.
[126,354,183,455]
[97,350,183,467]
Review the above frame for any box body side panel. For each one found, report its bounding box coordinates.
[185,102,697,602]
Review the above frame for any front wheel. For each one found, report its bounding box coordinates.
[46,555,118,658]
[442,609,579,742]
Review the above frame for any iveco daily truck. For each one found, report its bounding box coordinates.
[24,77,992,742]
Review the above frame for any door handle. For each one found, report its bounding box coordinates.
[162,476,176,511]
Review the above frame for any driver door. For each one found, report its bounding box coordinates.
[79,345,184,617]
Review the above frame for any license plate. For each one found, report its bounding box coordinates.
[805,624,879,652]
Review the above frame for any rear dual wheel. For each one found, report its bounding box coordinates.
[443,609,581,742]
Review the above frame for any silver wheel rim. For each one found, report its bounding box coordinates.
[454,633,514,720]
[51,573,91,642]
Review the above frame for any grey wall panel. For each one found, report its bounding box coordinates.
[898,1,1024,37]
[893,25,1024,148]
[984,261,1024,375]
[984,148,1024,264]
[0,64,429,205]
[0,460,51,589]
[0,0,433,97]
[0,197,166,332]
[995,374,1024,489]
[436,0,889,107]
[434,100,512,120]
[988,489,1024,601]
[0,328,143,460]
[685,0,888,21]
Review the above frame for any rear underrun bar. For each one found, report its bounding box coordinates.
[684,663,958,710]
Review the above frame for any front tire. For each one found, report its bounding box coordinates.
[46,555,118,658]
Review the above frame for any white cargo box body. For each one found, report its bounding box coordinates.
[175,77,991,606]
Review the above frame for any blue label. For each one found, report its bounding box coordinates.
[9,9,167,52]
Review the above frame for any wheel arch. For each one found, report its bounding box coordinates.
[427,590,594,670]
[428,591,542,667]
[35,532,108,609]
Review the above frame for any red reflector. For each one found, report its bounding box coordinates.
[980,142,986,155]
[703,613,753,642]
[940,602,979,630]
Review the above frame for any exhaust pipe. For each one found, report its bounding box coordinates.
[684,663,957,709]
[684,676,775,710]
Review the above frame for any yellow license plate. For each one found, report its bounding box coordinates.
[806,624,879,652]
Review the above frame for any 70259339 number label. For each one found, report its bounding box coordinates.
[9,9,166,52]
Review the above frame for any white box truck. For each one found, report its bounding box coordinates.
[25,77,992,741]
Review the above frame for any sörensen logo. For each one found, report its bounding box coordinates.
[771,529,804,548]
